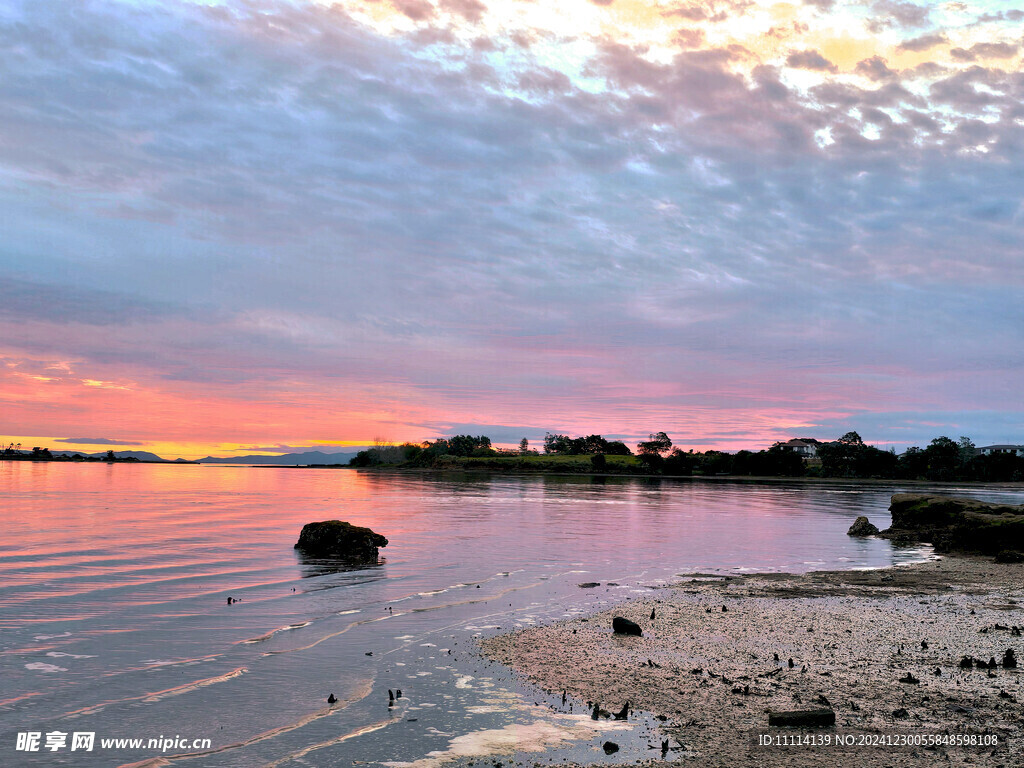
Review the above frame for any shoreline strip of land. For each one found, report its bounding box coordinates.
[480,556,1024,767]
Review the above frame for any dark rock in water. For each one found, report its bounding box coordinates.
[327,693,337,704]
[578,582,601,589]
[767,709,835,727]
[602,741,619,755]
[847,516,879,536]
[1004,649,1017,668]
[294,520,388,559]
[879,494,1024,556]
[612,616,642,636]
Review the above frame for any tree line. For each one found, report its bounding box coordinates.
[348,431,1023,481]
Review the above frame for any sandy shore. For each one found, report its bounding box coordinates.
[480,557,1023,767]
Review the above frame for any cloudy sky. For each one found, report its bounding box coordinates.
[1,0,1022,459]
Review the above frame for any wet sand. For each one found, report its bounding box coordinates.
[480,557,1024,767]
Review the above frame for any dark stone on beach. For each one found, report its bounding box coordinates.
[1004,649,1017,668]
[880,494,1024,556]
[327,693,337,704]
[578,582,600,588]
[921,640,928,650]
[847,516,879,536]
[650,608,656,621]
[602,741,619,755]
[959,656,974,669]
[788,658,794,668]
[295,520,388,559]
[612,616,642,636]
[591,702,600,720]
[613,702,630,720]
[767,709,835,727]
[899,672,919,684]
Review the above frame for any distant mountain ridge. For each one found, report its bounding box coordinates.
[197,450,360,466]
[49,450,177,462]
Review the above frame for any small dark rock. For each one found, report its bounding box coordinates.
[612,616,642,636]
[847,516,880,536]
[768,709,835,727]
[959,656,974,669]
[327,693,337,704]
[1003,649,1017,668]
[578,582,600,589]
[602,741,619,755]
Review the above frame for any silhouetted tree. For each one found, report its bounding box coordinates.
[925,436,960,480]
[637,432,672,456]
[898,446,928,479]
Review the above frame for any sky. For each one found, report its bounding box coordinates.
[1,0,1022,460]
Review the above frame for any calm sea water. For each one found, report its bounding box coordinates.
[2,463,1021,767]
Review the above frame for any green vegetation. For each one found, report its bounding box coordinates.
[349,430,1024,482]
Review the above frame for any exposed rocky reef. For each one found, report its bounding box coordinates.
[880,494,1024,556]
[294,520,388,560]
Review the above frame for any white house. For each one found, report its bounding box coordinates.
[776,438,822,457]
[977,445,1024,457]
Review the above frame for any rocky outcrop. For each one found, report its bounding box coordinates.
[880,494,1024,555]
[294,520,388,560]
[847,516,879,536]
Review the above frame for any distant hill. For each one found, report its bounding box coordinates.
[197,450,360,466]
[51,450,174,462]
